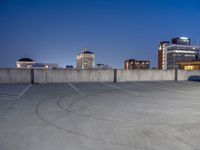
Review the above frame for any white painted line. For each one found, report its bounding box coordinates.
[133,82,152,87]
[68,83,85,96]
[0,94,16,98]
[101,82,120,89]
[17,84,32,99]
[0,92,19,95]
[101,82,139,95]
[0,96,15,100]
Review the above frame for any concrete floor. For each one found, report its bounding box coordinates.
[0,81,200,150]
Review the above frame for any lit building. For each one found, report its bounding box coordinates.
[158,37,200,70]
[124,59,150,69]
[76,48,95,69]
[16,58,35,68]
[16,58,59,69]
[177,61,200,71]
[158,41,170,69]
[172,37,190,45]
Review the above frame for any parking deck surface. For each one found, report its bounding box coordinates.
[0,81,200,150]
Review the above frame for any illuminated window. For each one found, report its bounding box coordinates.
[184,65,195,71]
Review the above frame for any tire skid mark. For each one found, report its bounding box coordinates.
[35,96,135,147]
[35,83,198,148]
[133,82,200,100]
[56,89,116,122]
[57,82,200,125]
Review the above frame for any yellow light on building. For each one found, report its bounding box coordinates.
[184,65,195,71]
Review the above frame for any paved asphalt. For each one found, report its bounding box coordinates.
[0,81,200,150]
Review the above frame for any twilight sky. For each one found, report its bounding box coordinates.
[0,0,200,68]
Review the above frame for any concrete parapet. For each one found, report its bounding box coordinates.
[34,69,114,83]
[0,68,31,83]
[116,69,175,82]
[1,68,200,83]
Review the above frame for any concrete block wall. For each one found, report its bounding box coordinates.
[0,68,31,83]
[117,70,175,82]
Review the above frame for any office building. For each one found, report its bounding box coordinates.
[158,37,200,70]
[124,59,150,69]
[76,48,95,69]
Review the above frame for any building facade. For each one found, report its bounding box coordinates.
[158,37,200,70]
[124,59,150,69]
[177,61,200,70]
[16,58,35,68]
[76,48,95,69]
[16,58,58,69]
[158,41,170,69]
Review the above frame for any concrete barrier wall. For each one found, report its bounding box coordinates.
[1,68,200,83]
[0,68,31,83]
[34,69,114,83]
[117,70,175,82]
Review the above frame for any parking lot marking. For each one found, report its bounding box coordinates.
[0,92,19,95]
[68,83,85,96]
[0,96,15,100]
[101,82,139,95]
[17,84,32,99]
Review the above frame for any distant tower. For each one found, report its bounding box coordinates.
[76,48,95,69]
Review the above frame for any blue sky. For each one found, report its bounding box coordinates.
[0,0,200,68]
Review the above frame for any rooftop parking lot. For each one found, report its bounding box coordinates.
[0,81,200,150]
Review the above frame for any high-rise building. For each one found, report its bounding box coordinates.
[124,59,150,69]
[76,48,95,69]
[158,37,200,70]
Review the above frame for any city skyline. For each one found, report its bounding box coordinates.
[1,0,200,68]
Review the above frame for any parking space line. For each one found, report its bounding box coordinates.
[101,82,139,95]
[0,92,19,95]
[17,84,32,99]
[132,82,151,87]
[101,82,121,89]
[68,83,85,96]
[0,96,15,100]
